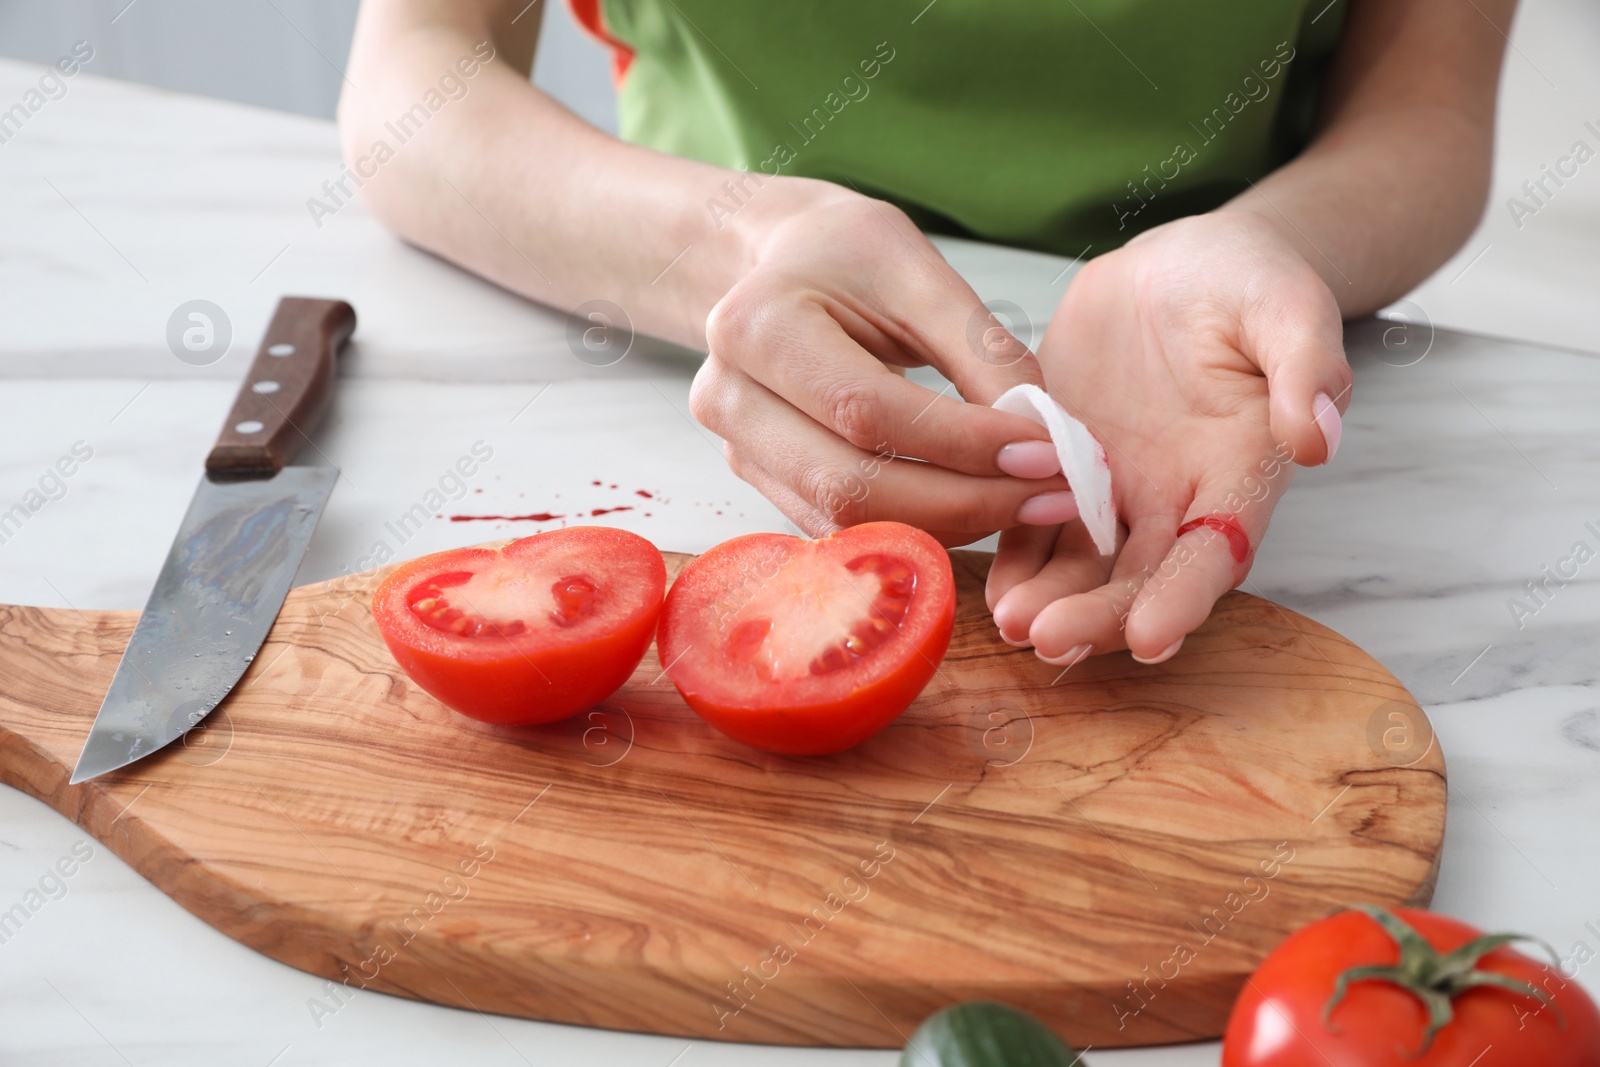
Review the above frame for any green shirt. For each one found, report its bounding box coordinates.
[573,0,1346,256]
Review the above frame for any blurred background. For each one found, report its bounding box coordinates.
[0,0,619,131]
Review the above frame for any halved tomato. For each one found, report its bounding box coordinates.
[657,522,955,754]
[372,527,665,725]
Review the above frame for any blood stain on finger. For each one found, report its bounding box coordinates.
[1175,513,1250,563]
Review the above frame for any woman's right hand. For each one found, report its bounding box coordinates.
[343,5,1069,547]
[689,178,1078,546]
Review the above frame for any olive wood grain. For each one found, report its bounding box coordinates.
[204,296,356,476]
[0,549,1444,1048]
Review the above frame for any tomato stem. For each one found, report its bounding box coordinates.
[1323,904,1565,1054]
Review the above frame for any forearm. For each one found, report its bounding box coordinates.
[338,2,825,347]
[1219,0,1513,318]
[1221,105,1492,318]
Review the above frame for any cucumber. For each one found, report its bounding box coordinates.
[898,1001,1084,1067]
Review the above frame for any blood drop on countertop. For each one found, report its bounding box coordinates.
[449,512,564,523]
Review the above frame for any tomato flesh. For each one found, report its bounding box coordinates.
[657,522,955,754]
[372,526,665,725]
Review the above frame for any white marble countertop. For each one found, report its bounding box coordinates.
[2,33,1599,1066]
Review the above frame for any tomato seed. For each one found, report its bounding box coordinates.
[726,617,772,661]
[805,554,916,676]
[550,574,600,627]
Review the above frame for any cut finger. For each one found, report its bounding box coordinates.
[1122,497,1280,659]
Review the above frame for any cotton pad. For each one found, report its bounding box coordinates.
[993,384,1117,556]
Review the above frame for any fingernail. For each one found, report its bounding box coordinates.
[1015,490,1079,526]
[1313,391,1342,462]
[1131,638,1184,665]
[992,600,1032,647]
[997,440,1060,479]
[1038,643,1091,666]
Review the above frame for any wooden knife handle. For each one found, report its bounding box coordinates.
[204,297,357,477]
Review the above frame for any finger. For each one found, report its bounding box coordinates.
[723,444,841,538]
[876,253,1050,405]
[1121,491,1283,661]
[1023,517,1176,660]
[987,525,1062,648]
[806,200,1051,405]
[726,440,1037,549]
[991,521,1116,648]
[1241,268,1352,467]
[702,366,1073,542]
[986,524,1059,615]
[707,288,1060,478]
[726,444,1045,549]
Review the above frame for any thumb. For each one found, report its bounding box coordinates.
[893,257,1049,406]
[1243,273,1352,467]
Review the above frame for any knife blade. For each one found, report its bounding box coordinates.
[70,296,356,784]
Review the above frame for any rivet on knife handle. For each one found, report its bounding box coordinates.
[205,297,357,477]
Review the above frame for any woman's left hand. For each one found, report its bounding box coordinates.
[986,210,1352,664]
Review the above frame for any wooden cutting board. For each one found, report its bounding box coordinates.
[0,548,1444,1049]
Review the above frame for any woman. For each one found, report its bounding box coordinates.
[339,0,1511,664]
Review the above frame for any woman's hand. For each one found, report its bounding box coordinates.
[346,0,1503,567]
[689,180,1080,546]
[985,211,1351,664]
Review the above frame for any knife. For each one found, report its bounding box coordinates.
[69,296,356,784]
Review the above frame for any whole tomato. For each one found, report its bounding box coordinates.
[1223,905,1600,1066]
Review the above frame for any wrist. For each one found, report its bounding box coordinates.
[725,175,858,254]
[1212,201,1340,297]
[668,173,860,344]
[713,176,858,281]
